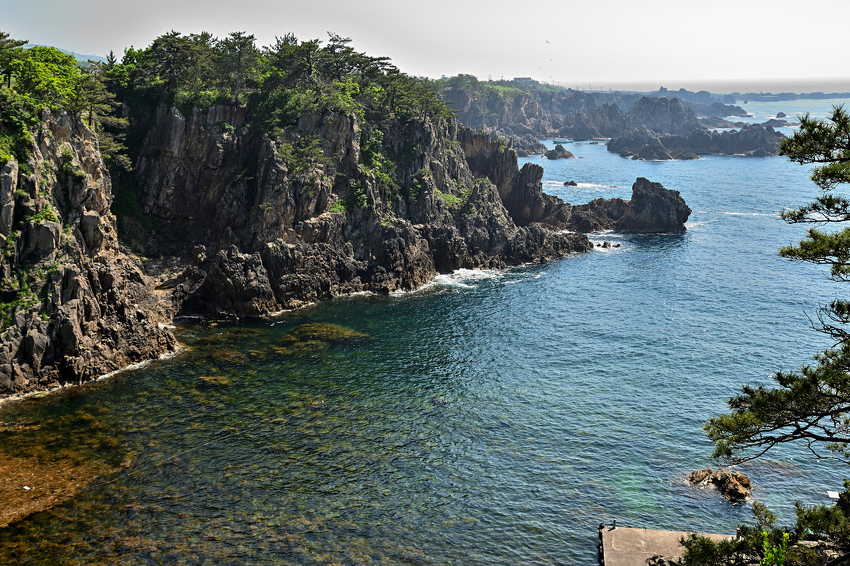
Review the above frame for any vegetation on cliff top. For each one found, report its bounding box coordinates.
[0,30,128,171]
[106,30,453,132]
[438,73,565,100]
[0,27,455,182]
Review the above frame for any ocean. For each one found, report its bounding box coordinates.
[2,98,849,564]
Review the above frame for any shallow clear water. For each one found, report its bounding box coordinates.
[2,98,850,565]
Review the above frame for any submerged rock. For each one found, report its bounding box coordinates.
[687,467,752,500]
[199,375,233,386]
[286,323,370,342]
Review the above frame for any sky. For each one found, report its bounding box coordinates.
[5,0,850,92]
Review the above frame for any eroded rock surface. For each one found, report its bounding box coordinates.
[0,111,176,397]
[687,467,752,500]
[1,103,693,398]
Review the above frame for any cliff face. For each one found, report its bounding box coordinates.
[441,85,783,158]
[127,104,601,317]
[0,111,176,396]
[0,102,691,398]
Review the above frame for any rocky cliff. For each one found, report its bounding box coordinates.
[441,84,783,159]
[608,123,785,160]
[126,104,692,318]
[0,104,691,398]
[126,105,601,318]
[0,111,176,396]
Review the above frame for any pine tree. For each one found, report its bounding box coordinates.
[706,106,850,466]
[0,30,27,88]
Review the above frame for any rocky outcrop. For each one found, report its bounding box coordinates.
[688,468,752,500]
[494,133,547,157]
[122,107,599,318]
[569,178,691,232]
[543,144,575,159]
[609,123,785,160]
[0,99,693,398]
[625,97,703,136]
[440,82,784,158]
[608,127,680,160]
[615,178,691,231]
[0,111,176,397]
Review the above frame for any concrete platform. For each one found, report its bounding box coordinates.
[599,526,734,566]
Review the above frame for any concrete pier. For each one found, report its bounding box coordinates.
[598,526,734,566]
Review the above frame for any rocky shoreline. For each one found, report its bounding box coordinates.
[0,105,691,400]
[443,85,785,160]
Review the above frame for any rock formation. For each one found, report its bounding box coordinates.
[687,468,752,500]
[0,111,176,396]
[440,82,784,158]
[543,144,575,159]
[497,133,547,157]
[0,102,692,398]
[569,178,691,233]
[608,123,785,160]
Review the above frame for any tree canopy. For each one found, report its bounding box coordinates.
[0,27,455,177]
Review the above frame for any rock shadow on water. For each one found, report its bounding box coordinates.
[619,231,689,252]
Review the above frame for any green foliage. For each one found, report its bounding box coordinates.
[410,168,431,202]
[277,134,328,177]
[0,260,43,331]
[174,89,227,115]
[28,208,59,224]
[781,106,850,193]
[434,188,458,208]
[0,89,40,168]
[0,29,27,88]
[15,46,81,110]
[216,31,260,104]
[359,126,399,200]
[59,149,86,180]
[344,179,367,211]
[760,531,789,566]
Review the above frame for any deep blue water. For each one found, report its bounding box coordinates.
[2,99,850,565]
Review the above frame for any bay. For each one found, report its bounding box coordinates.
[1,98,849,565]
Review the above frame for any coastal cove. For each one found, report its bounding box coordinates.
[1,98,849,564]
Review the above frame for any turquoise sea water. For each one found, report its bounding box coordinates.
[2,99,850,565]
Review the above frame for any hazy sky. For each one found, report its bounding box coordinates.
[6,0,850,91]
